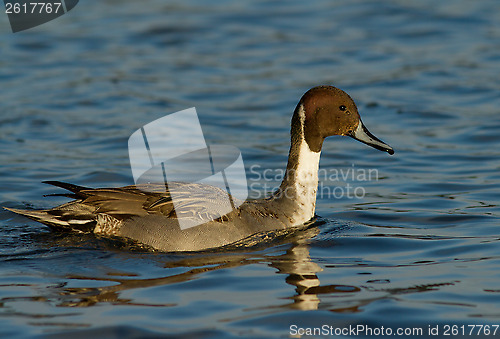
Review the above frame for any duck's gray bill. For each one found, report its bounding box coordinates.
[350,121,394,155]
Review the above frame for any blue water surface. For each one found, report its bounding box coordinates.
[1,0,500,338]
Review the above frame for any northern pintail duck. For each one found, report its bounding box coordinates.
[6,86,394,252]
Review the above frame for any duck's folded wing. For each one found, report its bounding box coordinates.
[6,181,240,231]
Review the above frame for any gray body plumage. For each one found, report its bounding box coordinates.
[6,181,298,252]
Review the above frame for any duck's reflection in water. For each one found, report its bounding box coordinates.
[48,222,356,311]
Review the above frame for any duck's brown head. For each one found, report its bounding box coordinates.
[293,85,394,154]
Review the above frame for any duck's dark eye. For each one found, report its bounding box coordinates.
[339,105,346,111]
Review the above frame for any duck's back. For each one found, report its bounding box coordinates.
[6,181,294,252]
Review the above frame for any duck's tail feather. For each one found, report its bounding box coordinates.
[4,206,96,233]
[42,181,90,197]
[43,193,81,199]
